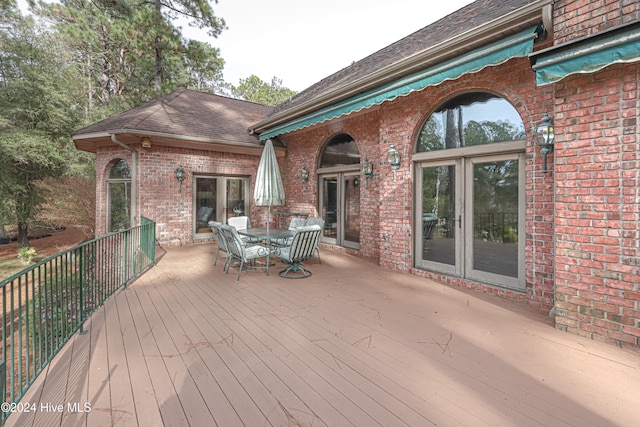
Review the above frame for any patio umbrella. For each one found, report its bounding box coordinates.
[253,139,285,234]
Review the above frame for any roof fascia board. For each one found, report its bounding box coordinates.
[250,0,550,134]
[72,129,283,156]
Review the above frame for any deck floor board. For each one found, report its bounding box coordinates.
[6,244,640,427]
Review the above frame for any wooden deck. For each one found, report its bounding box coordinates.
[6,244,640,427]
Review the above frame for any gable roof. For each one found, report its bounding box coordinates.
[73,88,274,155]
[250,0,550,137]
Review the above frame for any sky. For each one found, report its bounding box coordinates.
[188,0,476,92]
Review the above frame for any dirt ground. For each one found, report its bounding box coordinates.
[0,226,90,259]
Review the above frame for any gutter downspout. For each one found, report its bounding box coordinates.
[110,134,138,227]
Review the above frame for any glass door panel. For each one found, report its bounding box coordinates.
[343,173,361,248]
[194,176,249,238]
[418,163,458,272]
[320,176,338,244]
[226,178,246,219]
[319,173,360,248]
[195,177,217,234]
[466,154,524,290]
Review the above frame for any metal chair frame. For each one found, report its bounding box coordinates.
[275,225,322,279]
[208,221,229,268]
[220,224,272,280]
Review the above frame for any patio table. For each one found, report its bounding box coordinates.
[238,228,294,246]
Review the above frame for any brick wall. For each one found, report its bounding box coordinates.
[553,62,640,347]
[281,56,555,308]
[553,0,640,44]
[96,144,261,246]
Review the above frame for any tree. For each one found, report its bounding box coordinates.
[184,39,225,92]
[0,7,82,247]
[232,75,297,106]
[0,132,67,247]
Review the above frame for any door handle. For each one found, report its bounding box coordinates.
[457,215,462,228]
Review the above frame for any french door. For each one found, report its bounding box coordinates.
[319,172,360,249]
[194,176,250,238]
[416,153,525,290]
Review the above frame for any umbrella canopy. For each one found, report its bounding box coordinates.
[254,139,285,230]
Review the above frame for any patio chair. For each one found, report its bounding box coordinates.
[227,216,257,243]
[208,221,229,268]
[275,225,322,278]
[304,217,325,264]
[273,217,307,247]
[220,224,272,281]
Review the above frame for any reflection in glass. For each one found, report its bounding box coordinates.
[417,93,525,152]
[226,179,245,218]
[344,175,360,243]
[321,178,338,239]
[320,134,360,167]
[107,159,131,232]
[108,182,130,231]
[472,160,519,277]
[421,165,455,266]
[195,178,217,233]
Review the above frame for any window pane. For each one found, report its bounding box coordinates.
[344,175,360,243]
[195,178,217,233]
[421,165,456,266]
[109,159,131,179]
[108,182,130,231]
[417,93,525,152]
[472,160,519,277]
[226,179,246,218]
[320,134,360,167]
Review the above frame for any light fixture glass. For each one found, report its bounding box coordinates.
[301,166,309,183]
[536,113,555,174]
[362,158,373,188]
[175,164,186,191]
[387,143,401,182]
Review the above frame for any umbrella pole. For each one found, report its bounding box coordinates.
[266,206,270,235]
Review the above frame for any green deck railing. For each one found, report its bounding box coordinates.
[1,218,156,424]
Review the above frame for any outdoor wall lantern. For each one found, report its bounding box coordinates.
[175,164,186,191]
[362,157,373,188]
[387,143,401,182]
[536,113,555,174]
[301,165,309,191]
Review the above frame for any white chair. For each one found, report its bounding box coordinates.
[227,216,250,231]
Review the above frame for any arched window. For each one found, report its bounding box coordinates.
[320,134,360,167]
[107,159,131,232]
[417,92,525,152]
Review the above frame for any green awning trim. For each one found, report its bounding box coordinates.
[534,26,640,85]
[260,27,540,141]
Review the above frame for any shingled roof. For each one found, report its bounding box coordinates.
[73,88,274,154]
[252,0,547,134]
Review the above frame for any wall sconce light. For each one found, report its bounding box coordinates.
[140,137,152,148]
[387,143,401,182]
[536,113,555,174]
[175,164,186,191]
[301,165,309,191]
[362,157,373,188]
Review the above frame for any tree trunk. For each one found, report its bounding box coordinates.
[17,221,29,248]
[154,0,163,94]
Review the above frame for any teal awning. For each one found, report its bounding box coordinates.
[533,25,640,85]
[260,27,540,140]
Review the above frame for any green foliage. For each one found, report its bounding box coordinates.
[232,75,297,106]
[17,246,36,264]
